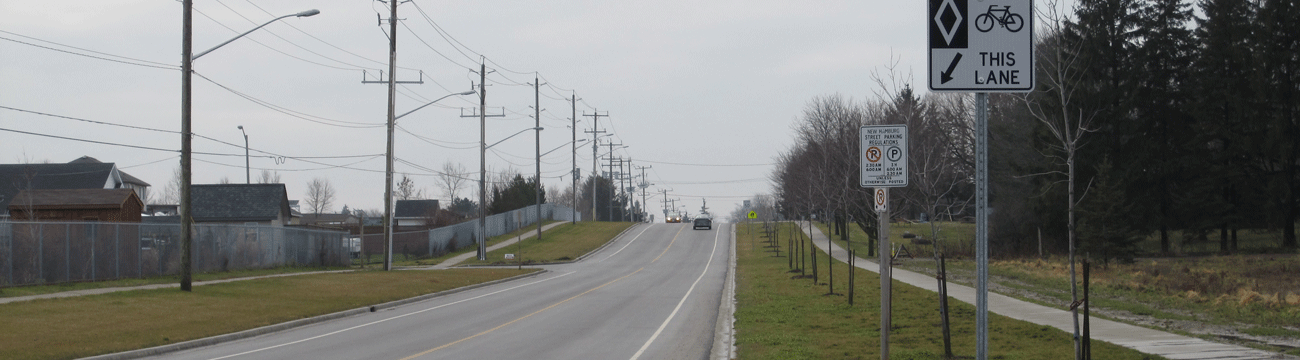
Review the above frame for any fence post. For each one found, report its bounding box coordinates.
[39,224,44,283]
[115,224,120,280]
[91,223,96,281]
[65,223,70,282]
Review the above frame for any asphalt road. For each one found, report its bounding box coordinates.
[149,223,731,360]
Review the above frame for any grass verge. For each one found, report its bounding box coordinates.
[459,221,634,266]
[351,220,562,267]
[808,220,1300,356]
[0,268,535,360]
[733,222,1162,359]
[0,266,350,298]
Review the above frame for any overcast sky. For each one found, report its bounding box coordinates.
[1,0,954,222]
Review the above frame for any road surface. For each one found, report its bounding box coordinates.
[148,223,731,360]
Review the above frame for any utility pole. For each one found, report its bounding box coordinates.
[461,59,504,260]
[359,0,423,271]
[531,75,545,242]
[570,92,578,223]
[583,110,609,221]
[603,147,623,221]
[638,165,651,222]
[180,0,193,291]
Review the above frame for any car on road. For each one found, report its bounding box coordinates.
[667,213,682,223]
[693,217,712,230]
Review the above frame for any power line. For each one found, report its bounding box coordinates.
[214,0,381,72]
[635,159,776,167]
[192,6,356,71]
[0,35,178,71]
[193,72,385,128]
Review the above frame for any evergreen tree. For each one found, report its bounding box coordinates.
[488,175,546,215]
[1131,0,1197,254]
[1254,0,1300,248]
[1190,0,1261,252]
[1078,159,1145,264]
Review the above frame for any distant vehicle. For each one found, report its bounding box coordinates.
[693,217,712,230]
[667,212,682,223]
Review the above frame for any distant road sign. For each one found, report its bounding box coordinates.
[929,0,1034,92]
[861,125,908,187]
[747,211,757,219]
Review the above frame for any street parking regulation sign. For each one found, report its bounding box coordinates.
[861,125,907,187]
[929,0,1034,92]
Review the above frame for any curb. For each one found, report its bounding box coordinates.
[79,269,550,360]
[710,223,739,360]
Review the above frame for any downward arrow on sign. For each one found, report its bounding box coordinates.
[940,53,963,84]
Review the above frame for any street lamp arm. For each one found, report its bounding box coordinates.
[395,90,476,120]
[486,127,542,149]
[542,138,588,157]
[193,9,320,60]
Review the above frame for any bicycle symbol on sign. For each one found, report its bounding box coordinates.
[974,5,1025,33]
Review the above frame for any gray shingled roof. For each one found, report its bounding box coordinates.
[68,156,150,186]
[0,163,117,213]
[395,199,439,218]
[191,184,290,222]
[8,189,141,210]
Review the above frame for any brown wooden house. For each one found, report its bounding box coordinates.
[7,189,144,222]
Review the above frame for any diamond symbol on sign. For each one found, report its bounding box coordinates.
[934,0,963,46]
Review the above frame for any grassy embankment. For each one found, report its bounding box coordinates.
[733,221,1160,359]
[458,221,635,266]
[352,220,562,267]
[812,220,1300,355]
[0,268,535,360]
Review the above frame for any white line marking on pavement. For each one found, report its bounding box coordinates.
[598,224,655,262]
[629,226,722,360]
[205,271,575,360]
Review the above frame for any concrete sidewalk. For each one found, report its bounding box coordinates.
[800,221,1291,360]
[420,221,569,269]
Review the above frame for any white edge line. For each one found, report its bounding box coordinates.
[629,226,723,360]
[600,222,660,262]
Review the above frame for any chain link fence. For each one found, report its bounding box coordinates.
[359,204,580,261]
[0,221,348,287]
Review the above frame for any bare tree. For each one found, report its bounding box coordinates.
[303,177,336,214]
[159,166,182,205]
[218,177,232,184]
[437,161,469,201]
[1020,0,1101,354]
[396,175,425,200]
[257,170,282,184]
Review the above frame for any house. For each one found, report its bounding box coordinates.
[394,199,439,229]
[191,184,292,226]
[299,213,358,229]
[0,161,138,220]
[7,188,143,222]
[67,156,151,202]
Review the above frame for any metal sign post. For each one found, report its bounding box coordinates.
[929,0,1033,357]
[861,125,907,359]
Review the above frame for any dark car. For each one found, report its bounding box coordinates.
[693,217,712,230]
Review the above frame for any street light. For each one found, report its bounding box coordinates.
[474,126,543,261]
[179,3,317,291]
[237,125,249,184]
[381,90,476,271]
[487,127,543,149]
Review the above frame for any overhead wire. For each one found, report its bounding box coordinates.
[193,72,385,128]
[191,6,357,72]
[0,34,178,71]
[213,0,381,72]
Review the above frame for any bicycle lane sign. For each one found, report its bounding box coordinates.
[928,0,1034,92]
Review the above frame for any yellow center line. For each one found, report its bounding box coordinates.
[399,267,645,360]
[651,225,685,264]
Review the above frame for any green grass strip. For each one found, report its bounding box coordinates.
[0,268,535,360]
[460,221,634,266]
[732,222,1163,359]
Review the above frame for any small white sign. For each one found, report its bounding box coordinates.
[504,254,515,260]
[874,188,888,213]
[929,0,1034,92]
[861,125,908,187]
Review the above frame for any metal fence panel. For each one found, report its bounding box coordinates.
[0,221,347,287]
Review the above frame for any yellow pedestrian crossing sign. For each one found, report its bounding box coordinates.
[747,211,757,219]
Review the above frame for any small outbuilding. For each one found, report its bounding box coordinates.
[6,188,144,222]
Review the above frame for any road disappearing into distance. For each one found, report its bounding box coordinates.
[151,223,731,360]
